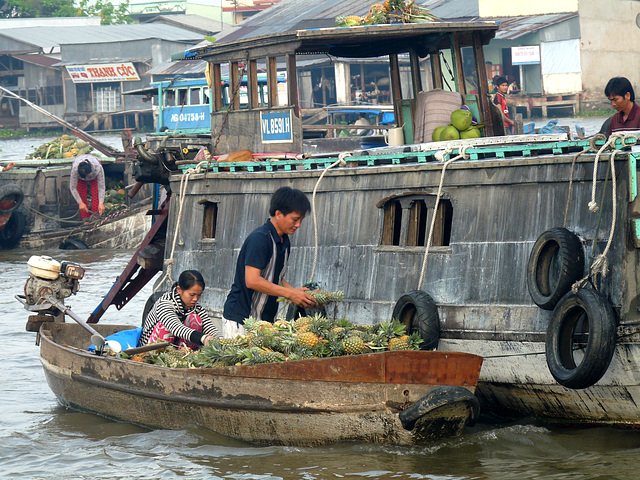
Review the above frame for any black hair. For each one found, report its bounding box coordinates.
[78,160,92,179]
[176,270,205,291]
[605,77,635,102]
[269,187,311,217]
[493,76,508,87]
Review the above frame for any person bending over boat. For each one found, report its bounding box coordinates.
[140,270,219,348]
[604,76,640,135]
[221,187,318,337]
[69,154,105,221]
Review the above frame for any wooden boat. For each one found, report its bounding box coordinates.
[19,200,152,249]
[38,322,482,446]
[0,154,153,249]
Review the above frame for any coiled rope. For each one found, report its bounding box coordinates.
[308,152,350,283]
[417,144,471,291]
[154,161,208,293]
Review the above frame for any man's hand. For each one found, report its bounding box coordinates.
[2,162,15,172]
[98,202,105,215]
[287,287,318,309]
[78,201,89,213]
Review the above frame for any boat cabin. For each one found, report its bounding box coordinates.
[184,22,500,154]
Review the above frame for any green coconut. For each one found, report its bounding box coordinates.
[440,125,460,141]
[432,126,446,142]
[450,109,473,131]
[460,126,481,139]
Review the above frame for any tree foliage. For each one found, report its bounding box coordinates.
[2,0,132,24]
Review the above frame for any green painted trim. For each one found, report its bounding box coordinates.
[629,152,638,202]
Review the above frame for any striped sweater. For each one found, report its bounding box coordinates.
[140,287,218,346]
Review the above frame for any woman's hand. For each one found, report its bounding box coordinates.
[202,334,216,346]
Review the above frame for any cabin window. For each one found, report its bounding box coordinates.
[381,200,402,246]
[202,202,218,239]
[203,87,210,106]
[379,195,453,248]
[165,90,176,106]
[407,200,427,246]
[190,87,201,105]
[178,88,188,106]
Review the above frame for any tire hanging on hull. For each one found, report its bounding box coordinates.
[545,288,617,389]
[392,290,439,350]
[527,227,585,310]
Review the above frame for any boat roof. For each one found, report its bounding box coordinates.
[183,22,499,63]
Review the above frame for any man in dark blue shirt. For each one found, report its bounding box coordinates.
[222,187,317,337]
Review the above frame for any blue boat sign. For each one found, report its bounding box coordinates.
[261,111,293,144]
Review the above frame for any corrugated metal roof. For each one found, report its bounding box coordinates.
[214,0,574,44]
[147,59,207,75]
[0,24,203,51]
[144,14,231,36]
[423,0,479,20]
[215,0,378,42]
[490,13,578,40]
[13,53,60,68]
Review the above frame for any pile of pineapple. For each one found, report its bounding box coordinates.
[26,134,94,160]
[335,0,440,27]
[125,315,422,369]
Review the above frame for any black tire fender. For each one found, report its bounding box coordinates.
[399,385,480,431]
[545,288,617,389]
[392,290,439,350]
[527,228,584,310]
[60,238,89,250]
[0,210,26,249]
[0,184,24,214]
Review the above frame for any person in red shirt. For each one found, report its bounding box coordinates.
[605,76,640,135]
[492,76,515,134]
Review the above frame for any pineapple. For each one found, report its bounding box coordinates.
[294,316,312,331]
[308,289,344,306]
[261,350,286,363]
[342,335,365,355]
[388,335,410,351]
[297,331,320,348]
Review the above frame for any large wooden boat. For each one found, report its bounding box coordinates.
[38,322,482,446]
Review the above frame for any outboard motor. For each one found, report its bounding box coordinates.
[18,255,84,332]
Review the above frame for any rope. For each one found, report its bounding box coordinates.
[154,161,208,293]
[571,133,637,292]
[563,146,591,228]
[417,144,471,291]
[308,152,350,283]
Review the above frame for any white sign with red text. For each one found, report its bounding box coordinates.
[511,46,540,65]
[66,63,140,83]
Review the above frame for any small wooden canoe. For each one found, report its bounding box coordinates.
[39,323,483,446]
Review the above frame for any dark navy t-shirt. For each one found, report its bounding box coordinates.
[223,219,290,323]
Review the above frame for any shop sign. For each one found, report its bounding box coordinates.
[66,63,140,83]
[511,46,540,65]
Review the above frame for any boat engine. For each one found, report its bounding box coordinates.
[19,255,85,331]
[24,255,84,305]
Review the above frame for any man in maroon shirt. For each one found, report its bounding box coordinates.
[605,76,640,135]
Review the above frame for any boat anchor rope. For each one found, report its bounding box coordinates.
[571,133,638,293]
[417,144,472,291]
[154,161,209,292]
[308,152,350,283]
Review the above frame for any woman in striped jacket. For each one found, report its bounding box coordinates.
[141,270,219,348]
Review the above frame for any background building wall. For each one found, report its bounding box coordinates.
[578,0,640,106]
